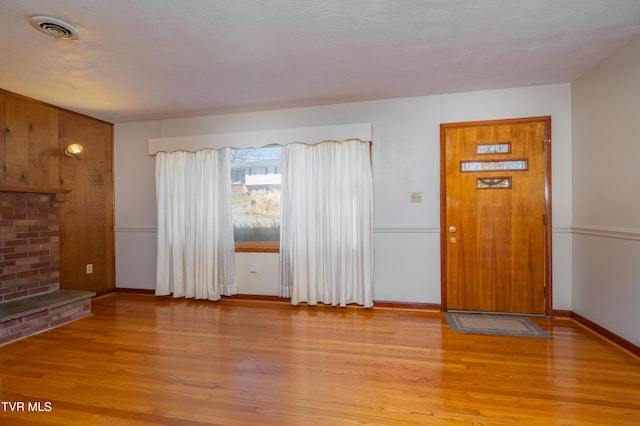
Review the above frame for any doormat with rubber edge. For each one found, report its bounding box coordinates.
[444,313,552,338]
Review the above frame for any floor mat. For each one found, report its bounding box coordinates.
[444,313,551,338]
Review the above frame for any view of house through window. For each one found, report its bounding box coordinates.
[230,146,282,247]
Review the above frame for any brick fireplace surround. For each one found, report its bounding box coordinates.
[0,187,94,345]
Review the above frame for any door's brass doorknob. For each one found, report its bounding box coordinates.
[449,226,457,233]
[449,237,457,244]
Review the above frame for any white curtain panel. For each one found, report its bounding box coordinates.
[155,148,236,300]
[279,140,374,307]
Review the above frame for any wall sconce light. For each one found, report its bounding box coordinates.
[64,144,84,159]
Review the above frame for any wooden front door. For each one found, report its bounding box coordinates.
[440,117,552,315]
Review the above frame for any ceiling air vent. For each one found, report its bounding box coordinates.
[30,15,79,40]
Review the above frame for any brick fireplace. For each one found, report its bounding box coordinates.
[0,186,94,345]
[0,189,65,301]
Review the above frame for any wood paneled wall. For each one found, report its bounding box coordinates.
[0,89,114,293]
[2,94,59,187]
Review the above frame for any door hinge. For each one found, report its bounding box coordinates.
[543,139,551,151]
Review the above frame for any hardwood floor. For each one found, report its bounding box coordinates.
[1,293,639,425]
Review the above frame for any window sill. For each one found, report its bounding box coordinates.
[234,242,280,253]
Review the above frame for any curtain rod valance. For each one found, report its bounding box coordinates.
[148,123,372,155]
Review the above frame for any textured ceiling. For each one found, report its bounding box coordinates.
[1,0,640,123]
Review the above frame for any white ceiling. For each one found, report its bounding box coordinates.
[1,0,640,124]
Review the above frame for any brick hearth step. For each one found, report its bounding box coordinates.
[0,290,95,345]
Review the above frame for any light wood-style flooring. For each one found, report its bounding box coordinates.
[0,293,639,425]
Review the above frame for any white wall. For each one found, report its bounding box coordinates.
[114,84,572,309]
[114,120,161,291]
[571,35,640,346]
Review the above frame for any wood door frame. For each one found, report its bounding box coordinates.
[439,116,553,316]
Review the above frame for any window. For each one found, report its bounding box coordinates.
[230,146,282,252]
